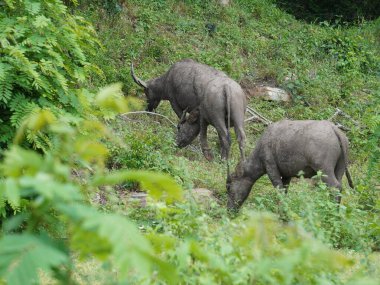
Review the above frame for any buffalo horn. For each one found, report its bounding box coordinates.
[130,62,148,89]
[180,107,189,123]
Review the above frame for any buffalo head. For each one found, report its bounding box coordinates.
[176,108,200,148]
[226,161,251,211]
[131,62,160,112]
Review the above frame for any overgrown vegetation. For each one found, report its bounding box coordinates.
[0,0,379,284]
[0,0,100,148]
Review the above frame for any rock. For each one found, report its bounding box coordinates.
[245,86,292,102]
[128,192,148,207]
[190,188,214,204]
[284,72,298,82]
[219,0,230,6]
[189,188,216,209]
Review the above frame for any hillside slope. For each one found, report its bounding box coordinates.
[81,0,379,156]
[72,0,380,282]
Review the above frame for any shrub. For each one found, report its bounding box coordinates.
[0,0,100,148]
[106,118,193,188]
[0,85,183,285]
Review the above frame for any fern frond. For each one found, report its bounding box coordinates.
[0,63,12,104]
[0,81,12,104]
[25,1,42,15]
[0,0,100,146]
[0,124,14,144]
[26,131,52,152]
[10,100,39,127]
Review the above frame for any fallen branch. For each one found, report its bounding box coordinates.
[335,108,362,127]
[328,108,365,131]
[246,106,272,125]
[119,111,177,128]
[245,116,266,123]
[335,123,350,132]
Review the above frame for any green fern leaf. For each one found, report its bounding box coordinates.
[0,0,101,146]
[0,62,13,104]
[10,101,39,127]
[24,1,41,15]
[0,124,14,145]
[33,15,51,29]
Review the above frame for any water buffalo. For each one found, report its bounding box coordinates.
[227,120,354,211]
[176,79,247,161]
[131,59,230,117]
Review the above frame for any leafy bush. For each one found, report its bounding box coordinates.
[319,32,379,75]
[233,169,380,253]
[106,118,193,188]
[0,85,183,285]
[0,0,100,147]
[124,201,379,285]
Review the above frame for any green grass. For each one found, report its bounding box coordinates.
[81,0,379,158]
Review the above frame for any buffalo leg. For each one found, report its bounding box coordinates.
[266,164,284,190]
[334,155,347,202]
[170,101,184,118]
[316,167,342,203]
[200,119,213,161]
[213,120,230,160]
[323,174,342,203]
[232,114,246,162]
[281,177,291,194]
[236,126,246,162]
[215,126,230,159]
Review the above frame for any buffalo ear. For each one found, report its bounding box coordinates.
[187,108,200,124]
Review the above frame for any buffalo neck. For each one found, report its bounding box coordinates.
[149,76,168,100]
[243,147,265,184]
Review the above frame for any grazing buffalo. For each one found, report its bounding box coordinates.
[176,79,246,161]
[131,59,229,117]
[227,120,354,210]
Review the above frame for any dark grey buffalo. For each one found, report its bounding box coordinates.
[131,59,247,161]
[131,59,228,117]
[227,120,354,210]
[176,77,247,161]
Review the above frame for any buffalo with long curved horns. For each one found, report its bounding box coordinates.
[131,59,247,161]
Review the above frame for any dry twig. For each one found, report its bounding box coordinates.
[119,111,177,128]
[245,106,272,125]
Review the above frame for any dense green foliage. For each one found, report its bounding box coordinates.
[0,0,100,148]
[0,0,379,284]
[0,85,184,285]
